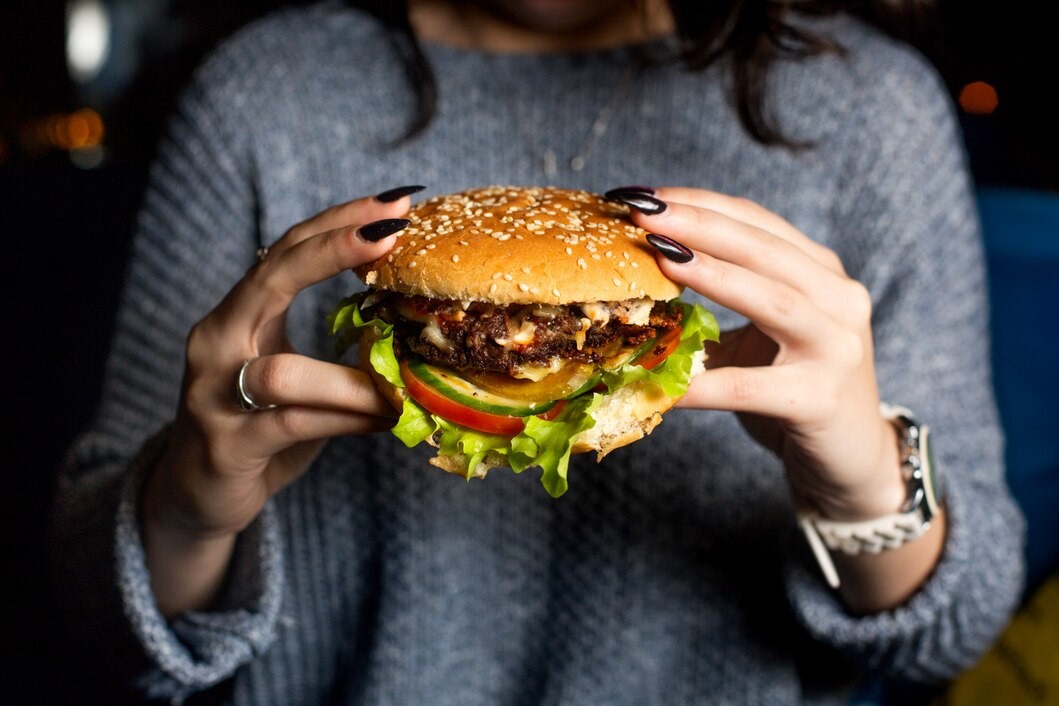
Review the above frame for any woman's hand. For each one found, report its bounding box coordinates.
[142,189,417,615]
[611,186,901,520]
[610,186,944,609]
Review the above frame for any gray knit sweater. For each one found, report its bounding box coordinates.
[53,3,1025,704]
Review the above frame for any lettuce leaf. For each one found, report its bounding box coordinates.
[392,397,438,447]
[328,295,718,497]
[510,394,603,497]
[601,301,719,398]
[327,294,402,388]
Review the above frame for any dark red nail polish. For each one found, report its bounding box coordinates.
[646,233,693,263]
[608,192,667,215]
[375,185,425,203]
[359,218,410,242]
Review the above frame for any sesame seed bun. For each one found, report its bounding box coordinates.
[355,185,682,304]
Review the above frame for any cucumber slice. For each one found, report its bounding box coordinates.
[407,360,560,417]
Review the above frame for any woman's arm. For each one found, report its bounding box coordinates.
[141,199,407,618]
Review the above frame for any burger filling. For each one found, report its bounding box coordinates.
[359,293,683,378]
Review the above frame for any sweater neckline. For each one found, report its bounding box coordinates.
[421,34,680,67]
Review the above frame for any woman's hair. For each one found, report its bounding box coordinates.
[349,0,933,147]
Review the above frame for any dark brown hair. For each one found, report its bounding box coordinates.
[349,0,933,146]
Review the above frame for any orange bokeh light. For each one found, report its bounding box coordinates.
[959,81,999,115]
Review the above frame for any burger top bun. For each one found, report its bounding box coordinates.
[355,185,683,305]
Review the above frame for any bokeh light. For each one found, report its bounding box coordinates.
[66,0,111,83]
[959,81,1000,115]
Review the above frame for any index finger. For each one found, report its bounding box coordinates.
[653,187,846,275]
[230,217,409,328]
[266,185,425,259]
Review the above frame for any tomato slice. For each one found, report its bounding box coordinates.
[635,326,682,370]
[401,361,527,436]
[535,400,567,421]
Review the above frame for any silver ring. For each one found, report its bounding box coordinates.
[237,358,277,412]
[256,245,270,262]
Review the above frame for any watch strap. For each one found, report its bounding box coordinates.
[798,403,937,589]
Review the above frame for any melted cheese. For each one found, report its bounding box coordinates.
[420,315,454,352]
[512,359,563,381]
[580,302,611,323]
[494,318,536,349]
[574,317,591,351]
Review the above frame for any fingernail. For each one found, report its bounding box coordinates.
[375,185,425,203]
[359,218,410,242]
[607,191,667,215]
[646,233,693,263]
[606,185,655,196]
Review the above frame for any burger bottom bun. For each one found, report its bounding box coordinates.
[358,328,701,480]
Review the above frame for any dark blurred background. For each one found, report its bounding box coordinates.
[2,1,1056,703]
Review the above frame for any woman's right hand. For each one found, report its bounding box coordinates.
[142,191,414,615]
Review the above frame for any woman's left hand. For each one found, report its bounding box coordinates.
[613,187,904,522]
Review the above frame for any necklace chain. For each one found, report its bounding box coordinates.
[510,62,639,179]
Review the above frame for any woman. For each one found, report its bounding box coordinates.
[53,0,1024,703]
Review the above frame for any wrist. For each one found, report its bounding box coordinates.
[807,415,906,522]
[141,457,239,617]
[142,454,241,545]
[798,404,943,589]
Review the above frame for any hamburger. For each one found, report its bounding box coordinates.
[329,186,718,496]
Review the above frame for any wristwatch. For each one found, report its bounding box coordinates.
[798,403,942,589]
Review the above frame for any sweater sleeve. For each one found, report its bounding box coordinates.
[782,46,1026,684]
[50,45,286,702]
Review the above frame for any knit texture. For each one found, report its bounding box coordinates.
[52,3,1025,704]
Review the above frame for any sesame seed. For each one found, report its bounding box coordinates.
[577,258,587,269]
[631,262,639,268]
[459,240,469,246]
[629,281,637,291]
[410,261,418,268]
[490,283,498,294]
[492,272,503,279]
[519,283,530,292]
[416,249,427,256]
[504,274,513,281]
[592,254,601,260]
[452,255,459,263]
[613,277,622,287]
[565,247,573,255]
[521,267,531,274]
[552,288,561,298]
